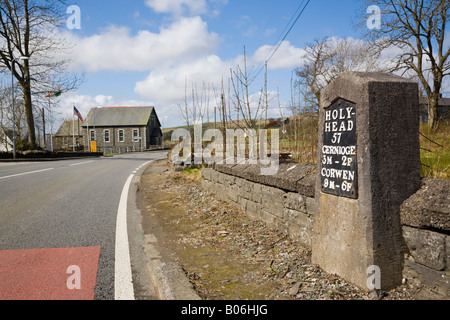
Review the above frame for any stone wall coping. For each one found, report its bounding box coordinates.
[213,162,316,198]
[400,178,450,232]
[209,164,450,233]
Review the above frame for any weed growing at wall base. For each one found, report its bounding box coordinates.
[171,124,280,176]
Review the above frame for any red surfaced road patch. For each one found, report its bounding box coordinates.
[0,246,101,300]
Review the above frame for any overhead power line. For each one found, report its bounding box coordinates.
[266,0,311,63]
[252,0,312,81]
[270,0,308,53]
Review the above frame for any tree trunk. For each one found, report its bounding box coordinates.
[21,82,36,149]
[1,0,81,151]
[427,94,439,130]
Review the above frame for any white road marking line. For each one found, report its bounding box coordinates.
[114,160,153,300]
[69,160,95,167]
[114,173,135,301]
[0,168,54,180]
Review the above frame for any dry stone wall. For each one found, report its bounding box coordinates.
[400,178,450,299]
[201,165,449,298]
[201,162,316,248]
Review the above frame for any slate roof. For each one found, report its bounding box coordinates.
[419,97,450,107]
[55,120,82,137]
[81,106,156,127]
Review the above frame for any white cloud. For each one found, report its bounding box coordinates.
[133,41,309,106]
[58,9,310,128]
[132,41,311,118]
[145,0,207,16]
[134,54,230,103]
[56,39,308,128]
[145,0,228,19]
[252,41,307,70]
[64,16,218,72]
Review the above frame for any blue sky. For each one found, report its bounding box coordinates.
[58,0,370,128]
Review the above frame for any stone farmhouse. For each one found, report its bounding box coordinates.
[419,97,450,123]
[82,106,162,152]
[55,106,163,152]
[54,120,83,151]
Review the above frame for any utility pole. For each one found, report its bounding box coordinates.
[42,108,46,150]
[221,93,226,150]
[264,61,268,127]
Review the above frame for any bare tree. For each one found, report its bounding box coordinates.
[178,76,210,132]
[229,46,266,130]
[296,37,383,111]
[0,0,82,149]
[178,76,191,131]
[0,83,26,146]
[295,39,331,111]
[363,0,450,129]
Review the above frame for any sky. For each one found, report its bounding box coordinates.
[54,0,372,129]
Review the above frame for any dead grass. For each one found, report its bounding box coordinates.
[420,121,450,179]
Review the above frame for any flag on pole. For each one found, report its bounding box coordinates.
[74,106,84,122]
[45,91,62,98]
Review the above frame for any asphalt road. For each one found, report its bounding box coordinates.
[0,151,167,300]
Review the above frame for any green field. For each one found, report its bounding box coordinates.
[419,122,450,179]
